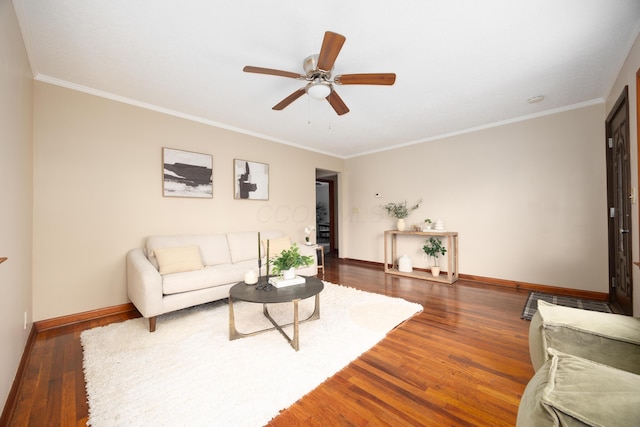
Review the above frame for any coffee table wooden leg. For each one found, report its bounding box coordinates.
[292,299,299,351]
[229,294,240,340]
[234,294,321,350]
[262,299,301,351]
[308,294,320,321]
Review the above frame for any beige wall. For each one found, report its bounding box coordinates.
[32,82,343,321]
[606,32,640,314]
[0,0,33,409]
[344,104,608,292]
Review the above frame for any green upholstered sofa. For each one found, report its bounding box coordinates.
[517,301,640,426]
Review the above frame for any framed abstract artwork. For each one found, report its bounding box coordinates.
[162,148,213,198]
[234,159,269,200]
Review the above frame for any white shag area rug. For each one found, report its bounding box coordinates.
[81,282,422,427]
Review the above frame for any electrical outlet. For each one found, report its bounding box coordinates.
[24,311,27,330]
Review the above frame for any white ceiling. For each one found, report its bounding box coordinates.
[13,0,640,158]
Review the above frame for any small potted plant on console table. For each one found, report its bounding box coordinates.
[382,199,421,231]
[422,237,447,276]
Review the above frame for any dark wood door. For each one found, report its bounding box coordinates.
[606,86,633,315]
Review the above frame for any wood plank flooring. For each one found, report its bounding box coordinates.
[4,258,534,426]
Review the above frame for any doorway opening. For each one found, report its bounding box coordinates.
[315,169,339,258]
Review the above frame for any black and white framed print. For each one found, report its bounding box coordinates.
[234,159,269,200]
[162,148,213,198]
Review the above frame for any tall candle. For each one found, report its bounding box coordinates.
[266,239,270,278]
[257,232,262,280]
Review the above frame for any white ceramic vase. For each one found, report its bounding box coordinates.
[398,254,412,272]
[397,218,406,231]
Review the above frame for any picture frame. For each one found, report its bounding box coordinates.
[234,159,269,200]
[162,147,213,198]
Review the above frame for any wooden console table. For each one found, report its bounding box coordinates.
[310,244,325,276]
[384,230,459,284]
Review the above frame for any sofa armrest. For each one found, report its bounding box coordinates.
[126,248,163,318]
[529,310,546,371]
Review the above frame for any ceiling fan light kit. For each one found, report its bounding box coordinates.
[243,31,396,115]
[306,79,332,99]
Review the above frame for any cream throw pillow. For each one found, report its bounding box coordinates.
[154,245,203,275]
[262,236,291,259]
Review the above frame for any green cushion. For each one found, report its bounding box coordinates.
[537,300,640,345]
[518,350,640,426]
[531,301,640,374]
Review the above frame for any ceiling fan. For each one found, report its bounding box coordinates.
[243,31,396,116]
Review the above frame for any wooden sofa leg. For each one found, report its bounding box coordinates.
[149,316,157,332]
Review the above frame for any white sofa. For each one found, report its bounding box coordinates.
[126,231,317,331]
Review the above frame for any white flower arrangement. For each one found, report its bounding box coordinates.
[304,225,315,244]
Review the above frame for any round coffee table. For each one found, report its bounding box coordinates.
[228,276,324,351]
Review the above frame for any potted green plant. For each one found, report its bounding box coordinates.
[382,199,421,231]
[271,243,314,279]
[422,237,447,276]
[423,218,433,231]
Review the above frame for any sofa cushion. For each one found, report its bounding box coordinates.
[262,235,291,258]
[154,245,203,275]
[227,231,260,263]
[517,355,560,427]
[196,234,232,266]
[146,234,231,269]
[227,231,284,264]
[534,300,640,374]
[517,349,640,427]
[162,263,248,295]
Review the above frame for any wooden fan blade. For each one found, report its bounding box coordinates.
[334,73,396,85]
[243,66,304,80]
[326,90,350,116]
[317,31,346,72]
[272,88,306,110]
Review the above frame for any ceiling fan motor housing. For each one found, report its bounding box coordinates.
[303,54,333,79]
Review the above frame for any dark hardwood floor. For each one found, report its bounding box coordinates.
[4,258,534,426]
